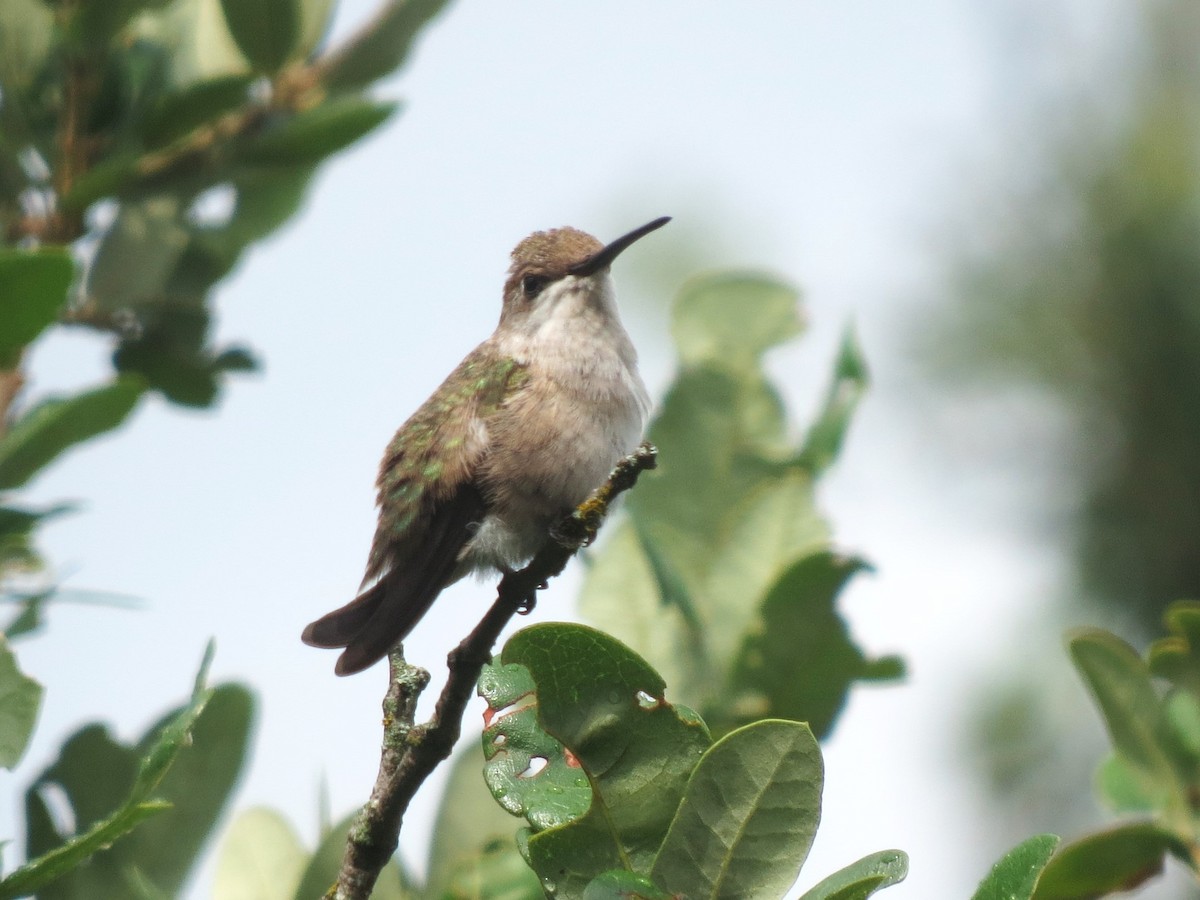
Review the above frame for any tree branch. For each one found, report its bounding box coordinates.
[328,442,658,899]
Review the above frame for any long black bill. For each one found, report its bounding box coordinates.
[568,216,671,277]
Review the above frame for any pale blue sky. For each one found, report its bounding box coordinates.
[9,1,1128,896]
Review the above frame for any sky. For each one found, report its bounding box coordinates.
[6,1,1135,897]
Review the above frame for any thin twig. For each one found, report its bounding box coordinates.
[329,442,659,899]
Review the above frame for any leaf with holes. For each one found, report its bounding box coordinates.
[484,624,710,899]
[651,720,823,900]
[480,662,592,831]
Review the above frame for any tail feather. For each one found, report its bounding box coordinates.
[332,568,446,675]
[301,582,386,648]
[301,482,487,676]
[300,564,450,676]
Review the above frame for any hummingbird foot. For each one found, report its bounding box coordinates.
[548,517,594,550]
[496,565,541,615]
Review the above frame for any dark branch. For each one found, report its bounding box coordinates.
[328,442,658,899]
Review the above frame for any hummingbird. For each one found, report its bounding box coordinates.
[302,217,669,675]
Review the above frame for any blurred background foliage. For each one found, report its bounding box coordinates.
[917,0,1200,882]
[922,0,1200,627]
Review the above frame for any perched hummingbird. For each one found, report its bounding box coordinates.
[302,217,669,675]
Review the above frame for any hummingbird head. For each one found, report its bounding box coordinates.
[499,217,670,332]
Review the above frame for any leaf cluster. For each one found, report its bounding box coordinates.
[1030,602,1200,896]
[0,0,446,408]
[0,644,255,899]
[469,623,1079,900]
[0,0,451,894]
[474,622,903,900]
[580,271,902,740]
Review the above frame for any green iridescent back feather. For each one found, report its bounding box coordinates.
[364,347,529,583]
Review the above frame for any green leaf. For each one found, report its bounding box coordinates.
[109,301,258,409]
[972,834,1059,900]
[87,196,190,311]
[0,378,144,490]
[1162,688,1200,761]
[223,163,317,245]
[239,97,397,165]
[294,0,335,60]
[0,635,42,769]
[1067,629,1184,813]
[582,870,673,900]
[797,850,908,900]
[702,473,829,670]
[0,502,74,584]
[61,153,141,211]
[0,249,74,367]
[671,272,804,373]
[130,0,250,86]
[139,638,217,799]
[213,808,306,900]
[1095,754,1158,814]
[218,0,300,73]
[292,811,414,900]
[291,811,351,900]
[141,73,255,148]
[442,839,545,900]
[3,592,51,638]
[578,526,701,708]
[427,742,542,900]
[489,624,711,898]
[0,800,171,900]
[15,646,253,899]
[123,688,253,891]
[320,0,452,91]
[1148,600,1200,693]
[71,0,166,51]
[651,720,823,900]
[1032,824,1189,899]
[794,325,869,475]
[726,552,902,740]
[0,0,54,95]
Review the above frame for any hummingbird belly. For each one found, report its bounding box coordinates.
[467,361,648,571]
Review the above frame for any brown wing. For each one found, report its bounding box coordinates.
[301,344,528,675]
[301,481,486,675]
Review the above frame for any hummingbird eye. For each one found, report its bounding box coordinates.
[521,274,549,298]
